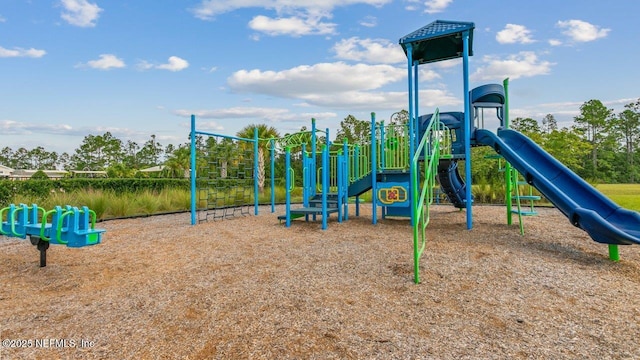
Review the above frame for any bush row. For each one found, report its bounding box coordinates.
[0,178,191,205]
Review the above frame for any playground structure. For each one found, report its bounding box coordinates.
[190,20,640,283]
[0,203,105,266]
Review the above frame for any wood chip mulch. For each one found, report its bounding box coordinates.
[1,205,639,359]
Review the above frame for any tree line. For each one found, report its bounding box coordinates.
[504,98,640,183]
[2,98,638,183]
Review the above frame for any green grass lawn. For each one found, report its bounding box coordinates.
[595,184,640,211]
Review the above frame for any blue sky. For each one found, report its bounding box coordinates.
[1,0,638,155]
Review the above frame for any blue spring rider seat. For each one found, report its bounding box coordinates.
[0,203,106,267]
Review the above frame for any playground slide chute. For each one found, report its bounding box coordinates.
[437,159,470,209]
[476,129,640,245]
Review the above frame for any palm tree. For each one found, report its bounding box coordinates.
[216,138,235,179]
[236,124,280,193]
[163,146,191,178]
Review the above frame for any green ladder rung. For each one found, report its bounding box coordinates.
[511,210,538,216]
[515,195,541,201]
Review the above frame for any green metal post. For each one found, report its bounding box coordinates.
[609,245,620,262]
[503,78,513,225]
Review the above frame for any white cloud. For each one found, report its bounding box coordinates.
[496,24,535,44]
[0,120,143,138]
[249,15,336,36]
[298,89,459,110]
[471,51,554,81]
[0,46,46,58]
[156,56,189,72]
[79,54,126,70]
[60,0,103,28]
[173,107,338,123]
[138,57,189,72]
[420,0,453,14]
[0,120,75,135]
[419,68,440,81]
[557,20,610,42]
[359,16,377,28]
[225,61,457,111]
[190,0,390,20]
[191,0,389,37]
[548,39,562,46]
[175,107,290,120]
[136,60,154,71]
[0,15,6,23]
[228,62,405,98]
[332,37,406,64]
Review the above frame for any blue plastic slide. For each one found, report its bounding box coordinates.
[476,128,640,245]
[437,159,471,208]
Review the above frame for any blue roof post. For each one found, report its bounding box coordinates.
[463,29,473,230]
[371,112,378,225]
[380,121,385,171]
[343,139,349,221]
[412,59,420,225]
[311,118,317,197]
[413,59,420,155]
[322,144,328,230]
[406,42,416,227]
[254,127,259,215]
[190,114,197,225]
[302,143,309,208]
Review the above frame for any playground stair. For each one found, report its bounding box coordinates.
[309,193,339,207]
[512,180,540,216]
[348,173,374,197]
[277,194,340,223]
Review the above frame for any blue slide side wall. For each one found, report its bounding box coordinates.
[476,129,640,245]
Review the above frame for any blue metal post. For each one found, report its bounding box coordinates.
[285,147,291,227]
[343,140,349,221]
[311,118,317,196]
[380,121,385,171]
[407,44,416,227]
[371,112,377,225]
[190,115,197,225]
[270,139,275,213]
[412,60,420,225]
[302,143,309,207]
[414,60,420,151]
[322,145,328,230]
[463,30,472,230]
[326,128,330,148]
[407,44,415,163]
[253,128,259,215]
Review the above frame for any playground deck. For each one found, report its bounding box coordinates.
[2,205,640,359]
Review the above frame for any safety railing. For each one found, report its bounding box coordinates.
[411,109,451,283]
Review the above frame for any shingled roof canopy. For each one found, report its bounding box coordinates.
[399,20,475,64]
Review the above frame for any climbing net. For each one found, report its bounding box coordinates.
[197,135,255,222]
